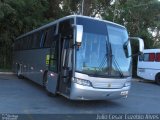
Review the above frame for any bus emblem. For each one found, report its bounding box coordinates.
[108,83,111,88]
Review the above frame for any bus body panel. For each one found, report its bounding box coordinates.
[137,67,160,81]
[137,49,160,81]
[13,48,50,85]
[46,71,58,94]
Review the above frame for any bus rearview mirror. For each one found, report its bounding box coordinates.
[76,25,83,46]
[129,37,144,53]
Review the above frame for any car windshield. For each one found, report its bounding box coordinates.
[76,18,131,78]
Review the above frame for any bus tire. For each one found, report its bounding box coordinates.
[17,64,23,79]
[155,73,160,85]
[43,71,57,97]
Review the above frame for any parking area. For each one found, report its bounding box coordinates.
[0,73,160,114]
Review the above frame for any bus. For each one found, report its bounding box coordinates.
[13,15,144,100]
[137,49,160,85]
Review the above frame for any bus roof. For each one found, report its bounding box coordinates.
[16,15,126,40]
[143,49,160,53]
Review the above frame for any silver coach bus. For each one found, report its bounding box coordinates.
[13,15,144,100]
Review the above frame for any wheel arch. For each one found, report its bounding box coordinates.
[43,70,48,87]
[155,72,160,85]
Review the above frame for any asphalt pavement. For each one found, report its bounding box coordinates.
[0,73,160,114]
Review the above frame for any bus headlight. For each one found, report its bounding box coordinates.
[72,78,92,87]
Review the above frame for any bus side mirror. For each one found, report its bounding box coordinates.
[129,37,144,54]
[76,25,83,47]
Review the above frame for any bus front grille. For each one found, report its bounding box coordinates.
[92,82,124,89]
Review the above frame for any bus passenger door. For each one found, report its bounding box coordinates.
[59,37,72,97]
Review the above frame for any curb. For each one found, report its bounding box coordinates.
[0,72,15,75]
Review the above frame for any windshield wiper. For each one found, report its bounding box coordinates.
[99,53,108,70]
[98,53,124,78]
[112,55,124,78]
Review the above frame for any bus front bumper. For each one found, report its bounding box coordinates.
[70,83,130,100]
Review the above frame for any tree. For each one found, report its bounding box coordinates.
[102,0,160,76]
[0,0,49,69]
[103,0,160,48]
[0,0,159,73]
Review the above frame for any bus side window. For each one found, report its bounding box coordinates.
[31,32,41,49]
[14,41,18,50]
[27,36,30,49]
[31,34,36,49]
[44,26,55,48]
[13,42,16,50]
[23,37,28,50]
[143,53,155,62]
[143,53,149,61]
[18,40,21,50]
[16,40,20,50]
[139,54,144,61]
[19,39,23,50]
[149,53,155,61]
[40,31,45,48]
[156,53,160,62]
[49,40,57,72]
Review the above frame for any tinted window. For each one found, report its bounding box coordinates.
[76,17,108,35]
[23,37,28,50]
[19,39,23,50]
[156,53,160,62]
[40,32,45,48]
[143,53,155,61]
[149,53,155,61]
[14,40,18,50]
[17,40,20,50]
[31,32,41,49]
[139,54,144,61]
[143,54,149,61]
[44,27,55,48]
[59,19,73,37]
[49,40,57,72]
[15,26,56,50]
[27,35,33,49]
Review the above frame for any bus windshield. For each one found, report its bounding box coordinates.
[76,22,131,78]
[108,25,131,77]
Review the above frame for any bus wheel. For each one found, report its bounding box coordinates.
[155,73,160,85]
[17,65,23,79]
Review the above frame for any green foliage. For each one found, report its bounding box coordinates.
[0,0,49,69]
[0,0,159,76]
[102,0,160,77]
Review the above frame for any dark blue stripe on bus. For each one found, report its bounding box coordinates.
[138,68,160,71]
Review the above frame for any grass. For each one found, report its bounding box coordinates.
[0,68,12,72]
